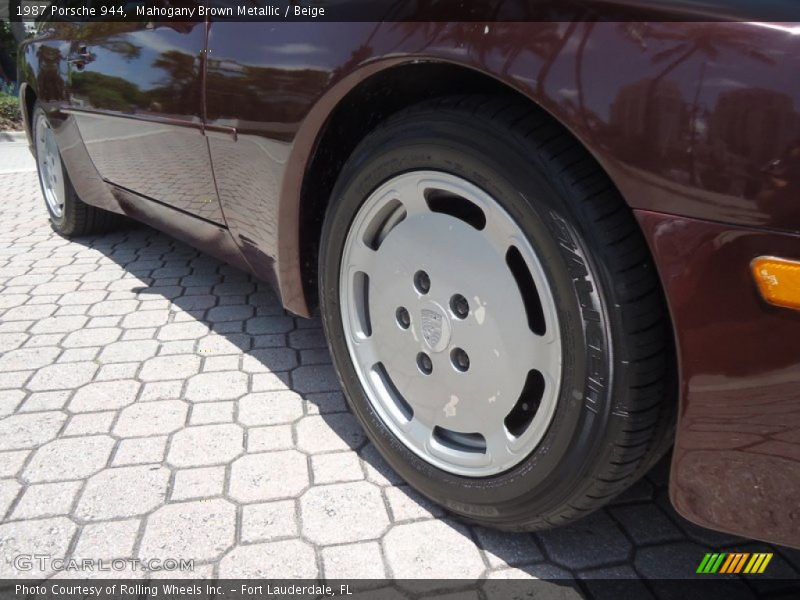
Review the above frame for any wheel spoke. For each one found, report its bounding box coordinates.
[401,416,433,446]
[523,331,561,380]
[352,336,379,367]
[485,425,513,464]
[395,176,429,216]
[345,240,377,276]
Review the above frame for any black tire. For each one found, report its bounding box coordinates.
[32,104,122,237]
[319,95,676,530]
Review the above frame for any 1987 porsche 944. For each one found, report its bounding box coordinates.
[17,1,800,548]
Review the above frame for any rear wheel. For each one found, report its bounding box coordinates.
[33,104,122,237]
[319,95,675,529]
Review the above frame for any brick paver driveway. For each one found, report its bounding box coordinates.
[1,138,798,593]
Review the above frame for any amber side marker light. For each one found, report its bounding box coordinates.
[751,256,800,310]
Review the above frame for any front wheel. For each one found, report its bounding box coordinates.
[319,95,675,530]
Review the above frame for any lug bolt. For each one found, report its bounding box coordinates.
[417,352,433,375]
[450,294,469,319]
[396,306,411,329]
[414,270,430,294]
[451,347,470,372]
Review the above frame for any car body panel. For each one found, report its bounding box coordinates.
[61,17,225,223]
[17,9,800,547]
[638,209,800,548]
[259,20,800,317]
[109,181,253,273]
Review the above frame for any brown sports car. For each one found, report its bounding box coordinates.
[17,2,800,548]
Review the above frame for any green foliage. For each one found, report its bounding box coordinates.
[0,20,20,128]
[0,91,21,127]
[71,71,145,112]
[0,20,18,83]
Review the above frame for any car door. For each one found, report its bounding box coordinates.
[201,9,353,284]
[62,1,225,224]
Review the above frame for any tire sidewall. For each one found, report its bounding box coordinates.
[320,113,617,523]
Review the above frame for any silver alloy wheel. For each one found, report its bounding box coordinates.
[340,171,562,476]
[35,112,66,218]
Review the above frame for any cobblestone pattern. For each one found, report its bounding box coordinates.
[1,142,798,594]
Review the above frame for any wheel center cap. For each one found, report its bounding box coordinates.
[420,302,451,353]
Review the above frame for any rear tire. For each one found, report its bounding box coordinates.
[319,95,676,530]
[33,104,122,237]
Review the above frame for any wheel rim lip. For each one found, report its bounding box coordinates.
[339,170,563,477]
[35,115,65,218]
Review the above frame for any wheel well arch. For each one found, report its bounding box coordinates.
[293,61,528,315]
[20,82,37,141]
[291,59,639,317]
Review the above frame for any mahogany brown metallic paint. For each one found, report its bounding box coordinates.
[18,14,800,547]
[637,210,800,548]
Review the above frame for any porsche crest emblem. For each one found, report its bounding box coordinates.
[421,308,444,349]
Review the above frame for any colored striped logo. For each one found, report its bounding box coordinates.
[696,552,773,574]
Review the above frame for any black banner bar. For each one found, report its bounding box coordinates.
[2,0,800,24]
[2,578,800,600]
